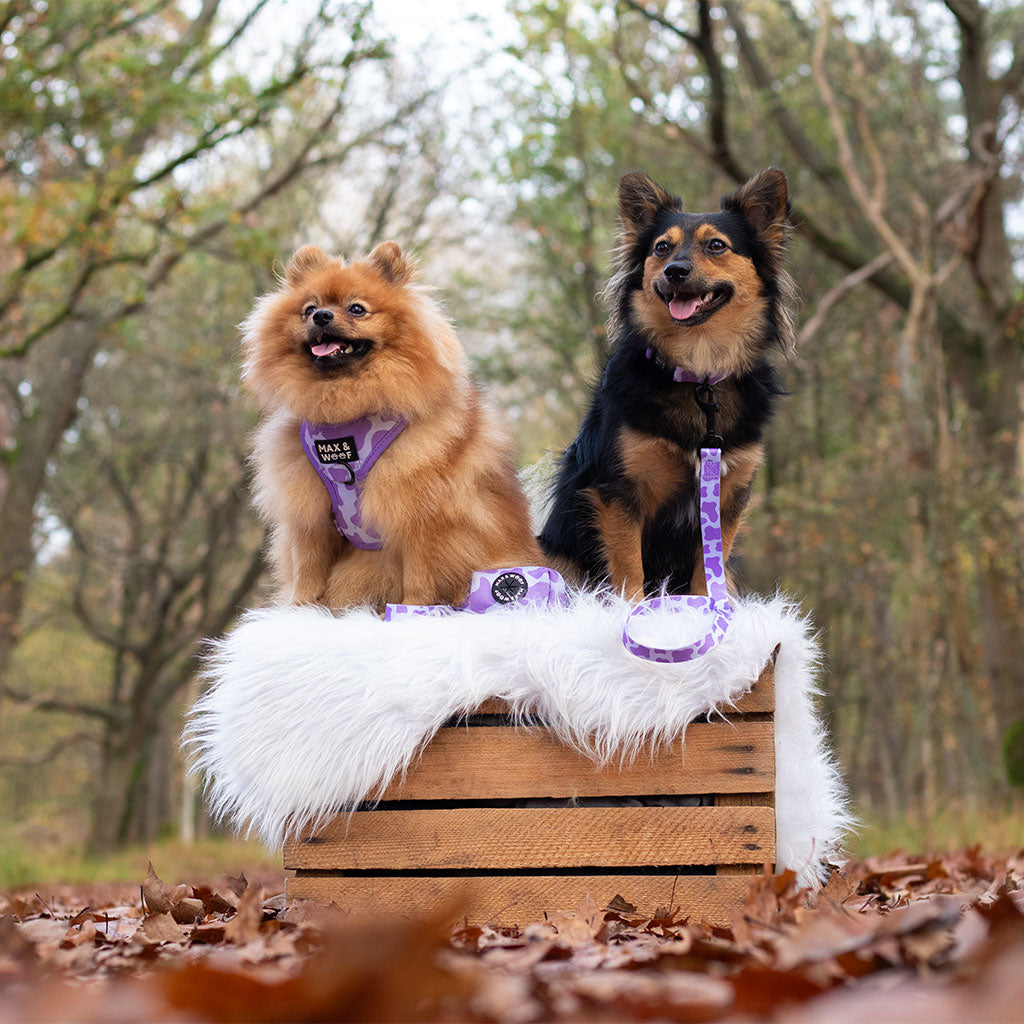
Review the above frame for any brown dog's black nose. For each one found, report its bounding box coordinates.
[312,308,334,326]
[664,261,692,282]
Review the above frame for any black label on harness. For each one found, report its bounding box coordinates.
[491,571,529,605]
[314,436,359,464]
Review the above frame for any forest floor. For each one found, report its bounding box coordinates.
[0,849,1021,1022]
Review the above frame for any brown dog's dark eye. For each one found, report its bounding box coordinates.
[653,240,672,257]
[303,304,316,318]
[706,238,727,253]
[347,303,366,317]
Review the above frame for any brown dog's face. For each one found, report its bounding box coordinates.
[242,242,464,422]
[616,169,794,374]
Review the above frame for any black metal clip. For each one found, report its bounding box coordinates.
[693,380,724,449]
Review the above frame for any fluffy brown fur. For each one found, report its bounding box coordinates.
[243,241,541,610]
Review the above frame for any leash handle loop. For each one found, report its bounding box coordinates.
[621,446,733,663]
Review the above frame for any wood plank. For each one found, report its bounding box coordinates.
[284,806,775,871]
[468,658,775,718]
[715,794,776,875]
[382,720,774,800]
[730,659,775,714]
[287,873,756,928]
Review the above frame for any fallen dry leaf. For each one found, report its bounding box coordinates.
[0,850,1020,1022]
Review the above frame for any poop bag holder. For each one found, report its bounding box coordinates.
[384,566,569,619]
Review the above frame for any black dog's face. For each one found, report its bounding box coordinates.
[641,211,764,331]
[616,169,794,372]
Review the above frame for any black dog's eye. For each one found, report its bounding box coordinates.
[303,304,317,318]
[706,238,728,253]
[347,303,366,317]
[653,240,672,257]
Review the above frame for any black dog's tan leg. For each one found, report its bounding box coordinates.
[588,491,646,600]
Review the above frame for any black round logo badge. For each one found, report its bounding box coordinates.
[491,571,529,605]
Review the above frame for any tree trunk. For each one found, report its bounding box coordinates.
[87,706,170,852]
[0,327,99,711]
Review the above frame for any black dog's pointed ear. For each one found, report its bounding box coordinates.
[618,172,681,245]
[721,168,790,253]
[368,241,415,285]
[285,245,333,286]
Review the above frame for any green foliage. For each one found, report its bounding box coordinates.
[0,0,387,357]
[0,835,278,889]
[853,800,1024,858]
[1004,722,1024,788]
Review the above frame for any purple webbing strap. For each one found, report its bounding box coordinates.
[384,566,568,620]
[621,447,733,663]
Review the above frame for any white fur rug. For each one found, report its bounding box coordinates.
[186,591,850,888]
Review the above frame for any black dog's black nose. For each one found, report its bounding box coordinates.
[664,261,692,281]
[312,308,334,326]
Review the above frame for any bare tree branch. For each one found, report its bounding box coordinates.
[724,5,842,188]
[0,731,96,767]
[1,686,125,722]
[811,7,925,286]
[797,251,895,348]
[618,0,698,46]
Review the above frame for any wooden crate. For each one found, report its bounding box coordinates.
[285,659,776,927]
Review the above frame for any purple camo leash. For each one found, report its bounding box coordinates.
[621,445,733,662]
[622,376,734,663]
[384,565,569,620]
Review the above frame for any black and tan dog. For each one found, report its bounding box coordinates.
[539,169,797,598]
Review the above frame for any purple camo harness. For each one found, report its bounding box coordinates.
[300,415,407,550]
[300,419,569,616]
[621,372,734,663]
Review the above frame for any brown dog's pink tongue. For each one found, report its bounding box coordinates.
[311,341,342,357]
[669,296,702,320]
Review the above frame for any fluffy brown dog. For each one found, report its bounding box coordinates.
[242,241,542,610]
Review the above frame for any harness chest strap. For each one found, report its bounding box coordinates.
[300,414,407,550]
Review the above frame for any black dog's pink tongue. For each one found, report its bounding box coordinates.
[669,296,701,320]
[312,340,342,357]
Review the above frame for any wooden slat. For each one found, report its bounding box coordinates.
[284,806,775,871]
[468,658,775,718]
[287,873,755,928]
[382,720,774,800]
[715,794,776,874]
[731,659,775,713]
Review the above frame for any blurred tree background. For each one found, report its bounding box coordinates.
[0,0,1021,866]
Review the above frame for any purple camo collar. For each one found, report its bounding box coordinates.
[644,346,728,386]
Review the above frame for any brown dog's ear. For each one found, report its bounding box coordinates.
[368,241,414,285]
[285,245,332,286]
[721,168,789,252]
[618,172,680,245]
